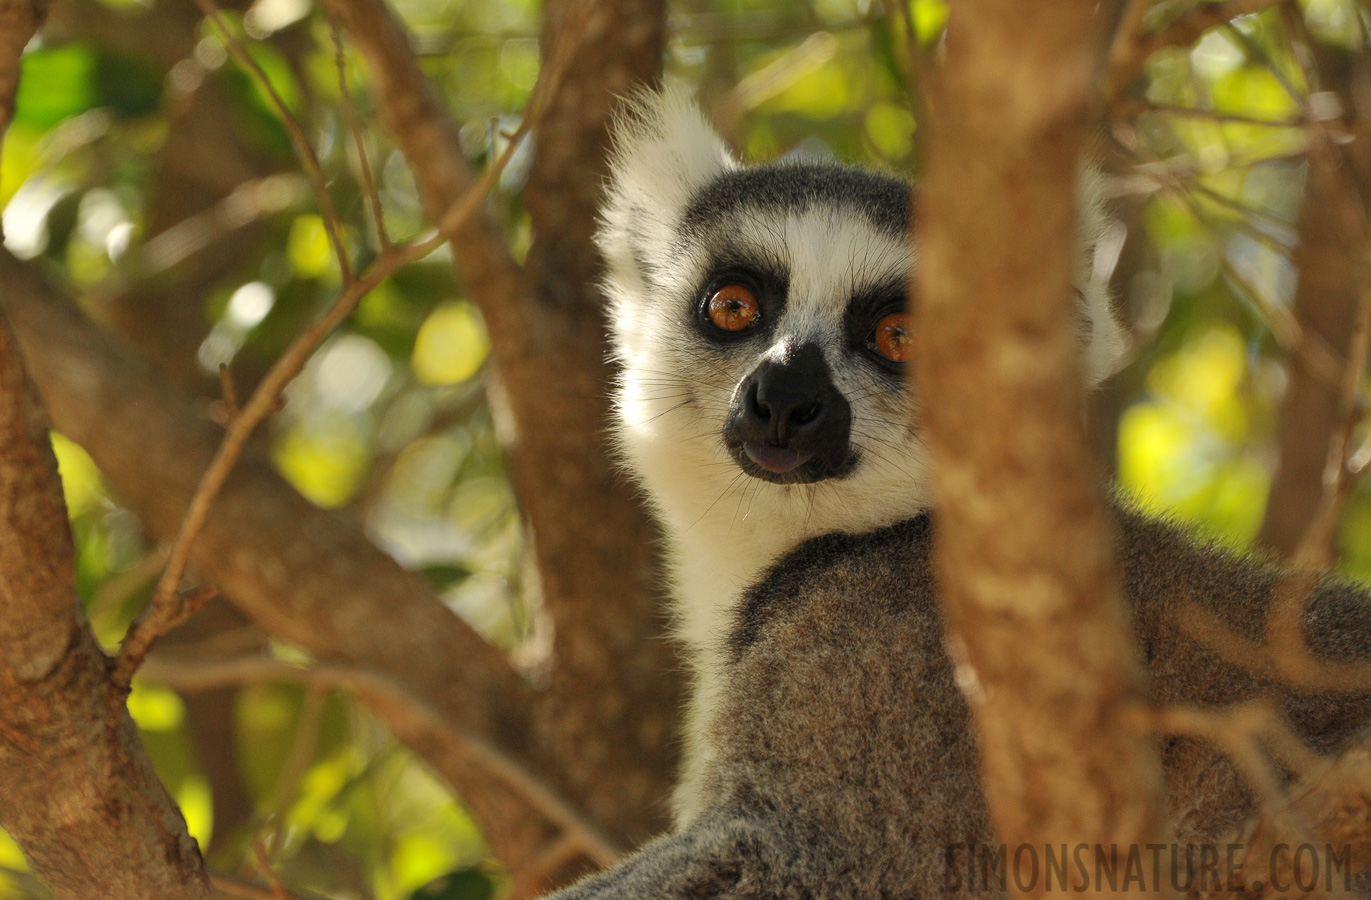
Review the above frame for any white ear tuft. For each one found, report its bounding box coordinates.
[1075,167,1128,386]
[597,87,734,295]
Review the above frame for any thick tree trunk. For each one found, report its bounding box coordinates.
[913,3,1168,895]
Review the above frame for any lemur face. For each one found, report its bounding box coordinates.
[663,163,916,493]
[598,90,1122,543]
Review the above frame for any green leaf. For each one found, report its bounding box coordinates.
[94,52,162,118]
[418,563,473,591]
[408,869,495,900]
[15,44,97,129]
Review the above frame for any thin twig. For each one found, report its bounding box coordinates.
[1173,598,1371,692]
[1146,701,1321,847]
[142,651,624,867]
[330,17,390,253]
[1106,0,1283,101]
[218,364,240,421]
[507,834,585,899]
[191,0,354,282]
[1119,98,1306,128]
[1262,34,1371,591]
[251,840,293,900]
[267,684,327,816]
[210,872,316,900]
[86,545,167,626]
[93,174,309,306]
[112,232,433,686]
[110,18,544,684]
[1105,0,1154,89]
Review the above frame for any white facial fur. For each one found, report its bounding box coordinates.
[597,88,1124,822]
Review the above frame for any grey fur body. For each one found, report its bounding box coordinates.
[548,508,1371,898]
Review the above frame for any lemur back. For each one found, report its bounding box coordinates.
[548,509,1371,898]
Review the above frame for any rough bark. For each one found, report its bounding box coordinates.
[0,308,212,899]
[913,3,1168,896]
[1258,48,1371,557]
[0,0,41,145]
[324,0,680,846]
[0,248,570,877]
[520,0,678,845]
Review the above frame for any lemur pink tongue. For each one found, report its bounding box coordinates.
[744,443,812,474]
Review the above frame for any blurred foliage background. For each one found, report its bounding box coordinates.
[3,0,1371,896]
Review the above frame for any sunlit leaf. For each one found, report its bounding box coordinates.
[411,303,489,386]
[1304,0,1363,47]
[1211,66,1299,120]
[864,102,914,160]
[273,418,370,508]
[911,0,949,44]
[0,124,40,207]
[767,61,849,121]
[14,45,97,129]
[51,432,105,518]
[1145,324,1252,442]
[127,681,186,732]
[392,833,466,898]
[176,776,214,849]
[0,831,26,872]
[287,214,337,279]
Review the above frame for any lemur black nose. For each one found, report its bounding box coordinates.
[724,343,853,481]
[745,375,824,444]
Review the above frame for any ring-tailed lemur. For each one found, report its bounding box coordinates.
[555,90,1371,898]
[597,88,1124,822]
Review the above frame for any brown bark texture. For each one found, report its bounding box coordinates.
[0,0,41,143]
[913,3,1168,896]
[0,3,210,894]
[0,311,212,899]
[323,0,680,845]
[1258,49,1371,558]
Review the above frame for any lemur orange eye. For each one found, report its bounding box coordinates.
[706,285,761,332]
[870,313,912,363]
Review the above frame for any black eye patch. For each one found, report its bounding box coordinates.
[689,253,790,344]
[843,278,908,354]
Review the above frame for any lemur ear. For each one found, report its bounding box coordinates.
[1075,168,1128,386]
[598,87,735,289]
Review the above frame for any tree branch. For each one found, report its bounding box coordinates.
[1106,0,1282,101]
[0,4,213,895]
[0,308,213,899]
[0,250,570,877]
[323,0,681,846]
[141,652,625,867]
[913,3,1168,894]
[1198,739,1371,898]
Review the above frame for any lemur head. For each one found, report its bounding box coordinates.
[598,89,1124,545]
